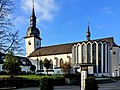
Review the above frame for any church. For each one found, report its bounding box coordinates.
[25,4,120,77]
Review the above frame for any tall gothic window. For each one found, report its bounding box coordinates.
[87,43,91,63]
[92,43,96,73]
[107,44,109,73]
[60,58,64,67]
[103,43,106,73]
[98,43,102,73]
[50,59,53,69]
[77,46,79,63]
[40,60,43,69]
[55,57,59,67]
[82,44,86,63]
[74,46,77,63]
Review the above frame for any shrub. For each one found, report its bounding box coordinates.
[64,74,80,78]
[40,77,53,90]
[85,76,98,90]
[53,77,65,86]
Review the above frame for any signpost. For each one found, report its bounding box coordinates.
[81,71,87,90]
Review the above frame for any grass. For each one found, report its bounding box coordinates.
[17,75,64,80]
[0,75,10,78]
[0,74,64,80]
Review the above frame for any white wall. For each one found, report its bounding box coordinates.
[25,37,35,57]
[111,47,120,77]
[29,53,72,74]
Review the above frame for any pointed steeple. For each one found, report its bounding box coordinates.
[32,0,35,17]
[26,0,42,40]
[86,22,91,41]
[30,0,36,27]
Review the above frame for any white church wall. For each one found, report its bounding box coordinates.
[25,37,35,57]
[29,53,72,74]
[111,47,120,77]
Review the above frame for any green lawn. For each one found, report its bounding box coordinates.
[0,75,64,80]
[0,75,10,78]
[17,75,42,79]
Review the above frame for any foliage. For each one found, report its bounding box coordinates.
[30,65,36,73]
[43,58,51,75]
[0,77,39,88]
[61,61,71,74]
[40,77,53,90]
[3,51,21,76]
[85,76,98,90]
[64,74,81,78]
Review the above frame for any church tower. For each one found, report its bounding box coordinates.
[24,2,42,57]
[86,24,91,41]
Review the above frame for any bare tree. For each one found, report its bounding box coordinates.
[0,0,24,55]
[61,61,71,74]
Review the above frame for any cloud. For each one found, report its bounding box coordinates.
[21,0,60,22]
[67,21,76,25]
[13,16,28,26]
[95,24,103,29]
[102,7,112,14]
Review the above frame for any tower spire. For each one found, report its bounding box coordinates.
[32,0,35,16]
[30,0,36,27]
[86,22,91,41]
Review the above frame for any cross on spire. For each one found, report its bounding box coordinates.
[32,0,34,9]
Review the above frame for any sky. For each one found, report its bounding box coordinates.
[12,0,120,52]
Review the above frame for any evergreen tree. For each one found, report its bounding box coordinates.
[3,51,21,76]
[43,58,51,75]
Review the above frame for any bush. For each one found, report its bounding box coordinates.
[40,77,53,90]
[0,77,40,88]
[0,71,8,75]
[64,74,80,78]
[53,77,65,86]
[85,76,98,90]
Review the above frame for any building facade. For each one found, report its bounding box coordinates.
[26,5,120,77]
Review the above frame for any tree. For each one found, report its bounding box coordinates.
[3,51,21,76]
[61,61,71,74]
[43,58,51,75]
[85,76,98,90]
[0,0,24,55]
[30,65,36,73]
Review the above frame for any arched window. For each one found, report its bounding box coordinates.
[50,59,53,69]
[54,57,59,67]
[92,43,96,73]
[40,60,43,69]
[98,43,102,73]
[87,43,91,63]
[60,58,64,67]
[74,46,77,63]
[82,44,86,63]
[107,44,109,73]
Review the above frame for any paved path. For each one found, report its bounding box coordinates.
[15,80,120,90]
[98,80,120,90]
[15,86,80,90]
